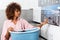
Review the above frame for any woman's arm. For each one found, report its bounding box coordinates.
[5,30,10,40]
[5,27,14,40]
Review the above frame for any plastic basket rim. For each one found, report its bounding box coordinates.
[9,27,40,34]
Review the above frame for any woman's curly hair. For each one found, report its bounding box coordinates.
[6,2,21,20]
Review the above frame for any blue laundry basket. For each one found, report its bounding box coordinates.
[10,27,40,40]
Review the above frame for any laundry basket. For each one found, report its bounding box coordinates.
[10,27,40,40]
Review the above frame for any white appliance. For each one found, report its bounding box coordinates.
[41,24,60,40]
[33,7,41,23]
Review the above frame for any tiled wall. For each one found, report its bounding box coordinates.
[38,0,60,7]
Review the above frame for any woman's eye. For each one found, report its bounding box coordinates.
[16,10,18,12]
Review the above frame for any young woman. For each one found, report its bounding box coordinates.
[1,3,48,40]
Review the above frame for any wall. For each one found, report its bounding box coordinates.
[38,0,60,7]
[0,0,38,10]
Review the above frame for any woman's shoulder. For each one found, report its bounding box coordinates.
[20,18,27,22]
[4,19,11,24]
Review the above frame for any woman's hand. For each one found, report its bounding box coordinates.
[7,27,14,32]
[39,18,48,28]
[5,27,14,40]
[41,18,48,25]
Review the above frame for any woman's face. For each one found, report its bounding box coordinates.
[14,9,21,18]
